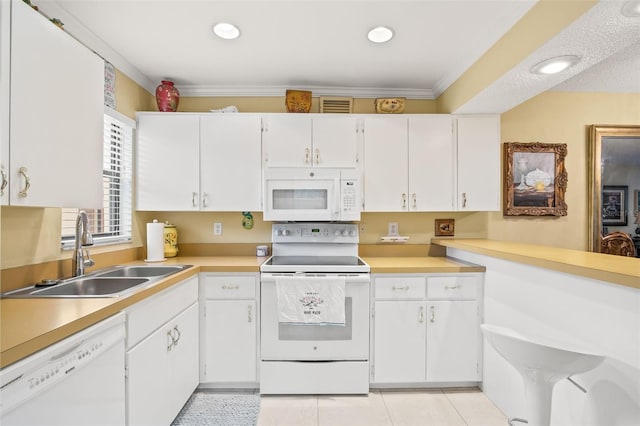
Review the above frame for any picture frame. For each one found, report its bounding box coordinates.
[634,189,640,216]
[503,142,568,216]
[434,219,455,236]
[602,185,628,226]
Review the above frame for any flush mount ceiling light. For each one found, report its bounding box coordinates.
[212,22,240,40]
[530,55,580,75]
[621,0,640,17]
[367,26,394,43]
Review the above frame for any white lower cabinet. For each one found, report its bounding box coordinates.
[371,274,482,386]
[200,273,259,387]
[126,277,199,425]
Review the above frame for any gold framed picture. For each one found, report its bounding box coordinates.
[435,219,455,236]
[503,142,568,217]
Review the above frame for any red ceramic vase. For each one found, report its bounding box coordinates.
[155,80,180,112]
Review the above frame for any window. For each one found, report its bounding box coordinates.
[61,108,134,248]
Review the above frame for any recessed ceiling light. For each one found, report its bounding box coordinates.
[621,0,640,17]
[367,26,393,43]
[213,22,240,40]
[530,55,580,75]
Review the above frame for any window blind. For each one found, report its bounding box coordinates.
[61,110,133,248]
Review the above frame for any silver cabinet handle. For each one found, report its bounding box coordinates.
[18,167,30,197]
[314,148,320,164]
[167,329,174,351]
[401,193,407,208]
[444,284,460,290]
[304,147,310,164]
[172,325,181,346]
[222,284,239,290]
[418,306,424,323]
[248,305,253,323]
[462,192,468,208]
[202,192,208,208]
[192,192,198,207]
[392,285,409,292]
[411,193,417,209]
[430,305,435,323]
[0,165,7,196]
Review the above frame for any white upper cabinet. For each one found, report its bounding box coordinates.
[136,113,262,212]
[0,0,10,205]
[362,115,408,211]
[456,115,500,211]
[408,115,455,211]
[136,114,200,211]
[262,114,359,168]
[200,114,262,211]
[7,0,103,207]
[363,115,454,212]
[311,115,359,168]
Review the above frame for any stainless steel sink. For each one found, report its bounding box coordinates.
[1,264,192,298]
[96,265,187,278]
[31,277,150,296]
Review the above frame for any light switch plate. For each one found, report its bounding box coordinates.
[214,222,223,235]
[388,222,398,236]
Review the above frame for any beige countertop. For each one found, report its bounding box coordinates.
[432,238,640,289]
[363,256,485,273]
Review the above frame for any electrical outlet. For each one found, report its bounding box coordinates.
[388,222,399,236]
[214,222,223,235]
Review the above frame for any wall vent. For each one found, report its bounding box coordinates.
[320,96,353,113]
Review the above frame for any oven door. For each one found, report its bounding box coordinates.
[260,273,370,361]
[263,168,340,221]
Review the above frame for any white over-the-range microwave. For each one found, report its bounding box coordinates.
[263,168,361,222]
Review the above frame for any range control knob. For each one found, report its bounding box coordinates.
[342,230,350,237]
[349,230,357,237]
[334,230,342,237]
[282,229,290,236]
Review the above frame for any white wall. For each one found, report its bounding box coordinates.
[448,248,640,426]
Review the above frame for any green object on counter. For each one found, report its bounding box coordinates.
[242,212,254,230]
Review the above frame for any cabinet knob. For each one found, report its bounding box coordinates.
[304,148,310,164]
[401,193,407,208]
[411,193,417,209]
[314,148,320,164]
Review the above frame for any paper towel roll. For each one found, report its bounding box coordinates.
[146,220,166,262]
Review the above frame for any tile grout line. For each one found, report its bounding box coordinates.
[442,390,470,426]
[379,390,396,426]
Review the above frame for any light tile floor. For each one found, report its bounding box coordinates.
[257,388,507,426]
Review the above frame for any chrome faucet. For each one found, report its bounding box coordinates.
[72,211,95,277]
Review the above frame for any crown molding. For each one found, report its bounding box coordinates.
[177,85,434,99]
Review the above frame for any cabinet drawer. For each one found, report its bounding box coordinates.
[427,276,478,300]
[127,276,198,349]
[375,277,426,300]
[203,275,256,299]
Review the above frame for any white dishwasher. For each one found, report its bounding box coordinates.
[0,312,126,425]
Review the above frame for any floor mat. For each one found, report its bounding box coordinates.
[172,392,260,426]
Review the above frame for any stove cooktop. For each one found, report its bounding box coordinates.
[260,256,370,273]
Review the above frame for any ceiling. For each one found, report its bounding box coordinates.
[37,0,640,114]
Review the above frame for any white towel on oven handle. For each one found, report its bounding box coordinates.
[276,277,346,325]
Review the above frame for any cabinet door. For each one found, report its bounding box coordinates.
[10,0,103,207]
[200,115,262,211]
[126,318,172,426]
[373,301,426,383]
[262,114,312,167]
[426,300,479,382]
[203,300,257,383]
[363,116,408,211]
[168,303,199,421]
[456,115,500,211]
[0,0,9,206]
[312,115,359,168]
[136,114,200,211]
[408,115,455,211]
